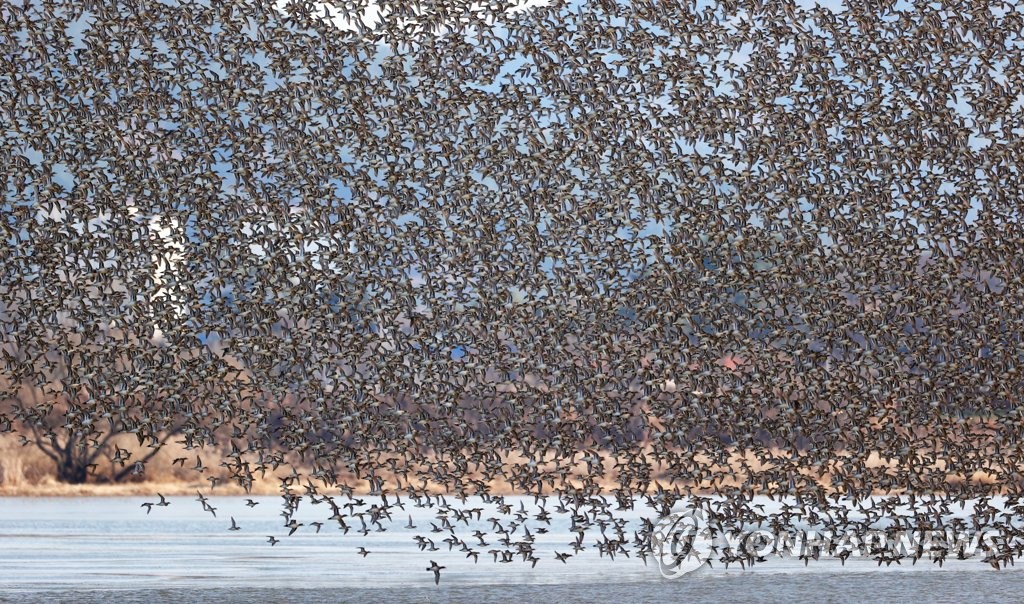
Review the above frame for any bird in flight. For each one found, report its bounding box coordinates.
[5,0,1024,580]
[427,560,445,585]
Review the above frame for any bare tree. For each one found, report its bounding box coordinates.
[8,392,183,484]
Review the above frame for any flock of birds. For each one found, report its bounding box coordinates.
[3,0,1024,583]
[136,486,1024,581]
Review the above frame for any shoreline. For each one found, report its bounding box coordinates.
[0,480,282,498]
[1,436,1005,498]
[0,482,996,499]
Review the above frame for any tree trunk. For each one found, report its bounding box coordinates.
[56,459,89,484]
[54,432,96,484]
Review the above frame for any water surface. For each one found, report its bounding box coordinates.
[1,497,1018,603]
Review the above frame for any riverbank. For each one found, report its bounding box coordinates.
[0,433,1003,497]
[0,479,282,497]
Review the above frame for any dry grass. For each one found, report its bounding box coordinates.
[0,479,282,497]
[0,435,53,488]
[0,433,283,497]
[0,432,1011,498]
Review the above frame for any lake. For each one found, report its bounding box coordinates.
[0,496,1019,603]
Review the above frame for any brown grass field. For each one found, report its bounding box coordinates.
[0,431,1004,498]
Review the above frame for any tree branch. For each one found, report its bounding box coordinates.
[29,423,60,462]
[84,428,120,465]
[111,424,184,482]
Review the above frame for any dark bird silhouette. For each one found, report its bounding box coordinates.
[3,0,1024,580]
[427,560,445,585]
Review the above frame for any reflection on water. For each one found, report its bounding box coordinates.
[1,497,1021,603]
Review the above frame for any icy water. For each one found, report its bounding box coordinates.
[0,496,1020,603]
